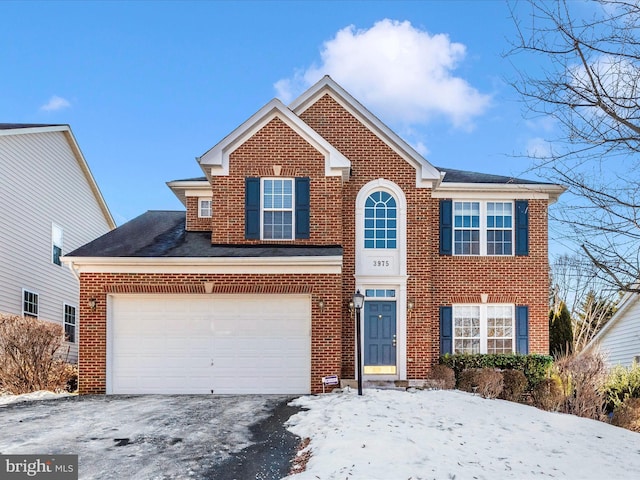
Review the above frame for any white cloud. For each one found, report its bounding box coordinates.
[275,19,491,129]
[526,137,553,159]
[40,95,71,112]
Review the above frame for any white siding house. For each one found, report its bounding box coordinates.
[0,124,115,362]
[585,291,640,368]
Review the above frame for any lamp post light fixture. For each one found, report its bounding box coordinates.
[352,289,365,395]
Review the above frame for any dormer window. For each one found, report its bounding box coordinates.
[244,177,310,240]
[262,178,294,240]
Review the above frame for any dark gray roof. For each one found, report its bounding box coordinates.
[170,170,549,186]
[67,210,342,258]
[169,176,207,182]
[436,166,551,185]
[0,123,64,130]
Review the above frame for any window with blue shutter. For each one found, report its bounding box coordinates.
[516,305,529,354]
[515,200,529,256]
[295,177,310,239]
[440,306,453,355]
[439,200,453,255]
[245,177,260,239]
[245,177,310,240]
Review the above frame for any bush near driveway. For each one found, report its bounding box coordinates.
[0,314,76,394]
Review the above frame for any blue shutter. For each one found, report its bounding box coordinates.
[516,305,529,354]
[295,177,310,239]
[515,200,529,256]
[439,200,453,255]
[245,177,260,239]
[440,306,453,355]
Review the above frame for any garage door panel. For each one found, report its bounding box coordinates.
[109,295,311,394]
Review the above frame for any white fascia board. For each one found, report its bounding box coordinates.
[166,180,211,207]
[61,128,116,229]
[584,291,638,351]
[0,126,116,229]
[289,76,441,187]
[197,98,350,180]
[431,183,566,203]
[0,125,70,137]
[62,255,343,275]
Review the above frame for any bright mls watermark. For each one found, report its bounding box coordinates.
[0,455,77,479]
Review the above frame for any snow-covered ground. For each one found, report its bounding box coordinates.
[284,388,640,480]
[0,390,72,405]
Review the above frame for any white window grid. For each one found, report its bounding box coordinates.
[198,198,212,218]
[453,201,514,256]
[453,304,515,354]
[64,303,77,343]
[261,178,294,240]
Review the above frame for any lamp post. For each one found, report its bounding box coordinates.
[352,290,365,395]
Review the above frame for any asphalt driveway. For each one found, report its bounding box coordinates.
[0,395,302,479]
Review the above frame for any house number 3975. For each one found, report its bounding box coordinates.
[373,260,390,267]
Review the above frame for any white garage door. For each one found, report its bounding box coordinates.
[108,294,311,394]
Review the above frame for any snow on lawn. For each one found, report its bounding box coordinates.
[0,391,73,405]
[284,388,640,480]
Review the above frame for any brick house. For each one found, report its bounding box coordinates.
[64,77,564,394]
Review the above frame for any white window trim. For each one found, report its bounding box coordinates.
[260,177,295,241]
[452,304,515,354]
[52,223,63,266]
[364,191,398,250]
[63,303,77,343]
[22,288,39,318]
[453,200,514,256]
[198,198,212,218]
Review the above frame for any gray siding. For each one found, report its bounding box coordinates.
[597,296,640,368]
[0,129,112,362]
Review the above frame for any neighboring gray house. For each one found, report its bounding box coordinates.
[0,124,115,362]
[585,291,640,368]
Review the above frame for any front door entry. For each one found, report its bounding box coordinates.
[363,301,397,375]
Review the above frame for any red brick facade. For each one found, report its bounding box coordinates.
[76,81,556,394]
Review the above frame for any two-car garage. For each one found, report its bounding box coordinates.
[107,294,311,394]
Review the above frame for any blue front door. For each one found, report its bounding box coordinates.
[363,301,397,374]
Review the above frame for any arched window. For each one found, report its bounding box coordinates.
[364,191,397,249]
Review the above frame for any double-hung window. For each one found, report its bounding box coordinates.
[198,198,212,218]
[23,289,39,318]
[245,177,310,240]
[453,304,515,354]
[64,304,76,343]
[453,201,513,255]
[262,178,294,240]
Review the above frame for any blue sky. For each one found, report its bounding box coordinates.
[1,0,576,228]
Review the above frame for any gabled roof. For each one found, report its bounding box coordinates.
[433,166,566,203]
[197,98,351,181]
[0,123,116,228]
[289,76,442,187]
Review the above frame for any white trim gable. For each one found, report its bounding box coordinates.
[289,76,442,188]
[166,179,212,207]
[585,290,637,350]
[197,98,350,180]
